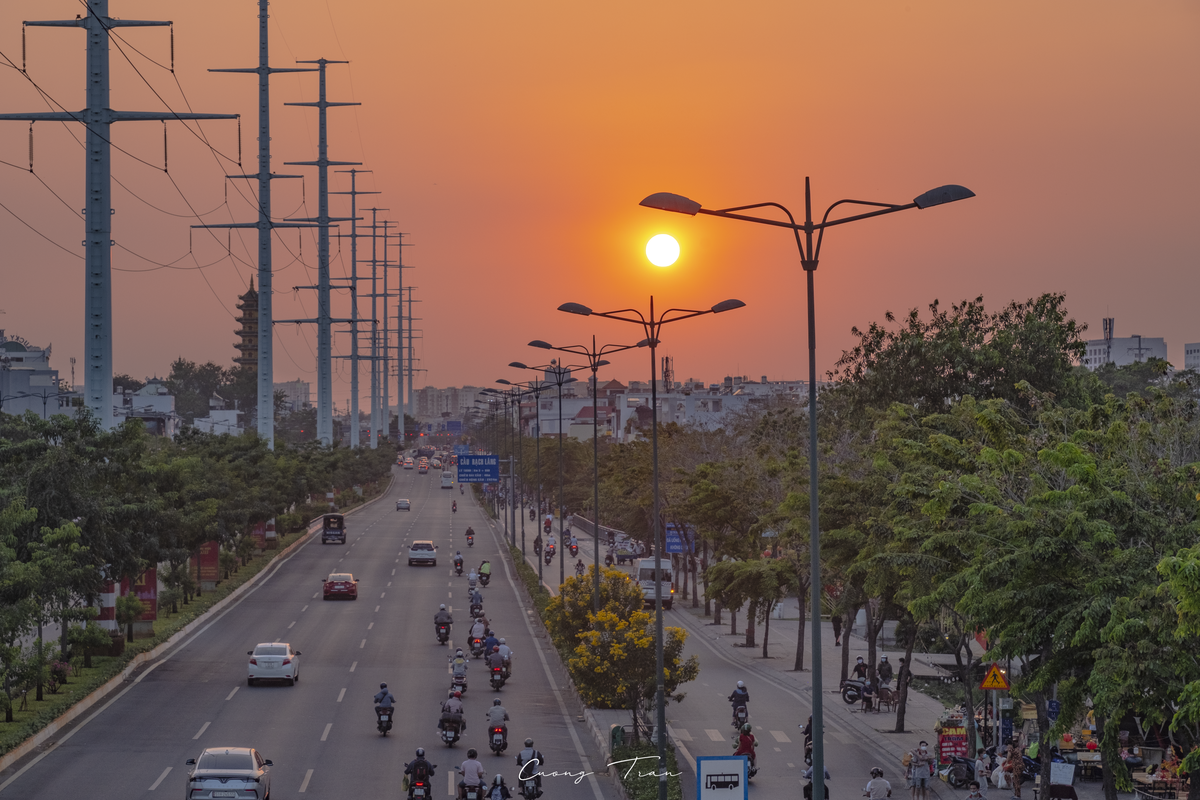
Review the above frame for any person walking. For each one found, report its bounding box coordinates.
[907,741,934,800]
[832,614,843,647]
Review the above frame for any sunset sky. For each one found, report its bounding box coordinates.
[1,1,1197,406]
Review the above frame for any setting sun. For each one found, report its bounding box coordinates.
[646,234,680,267]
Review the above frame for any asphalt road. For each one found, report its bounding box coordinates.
[0,465,617,800]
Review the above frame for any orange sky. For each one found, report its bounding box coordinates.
[1,1,1197,405]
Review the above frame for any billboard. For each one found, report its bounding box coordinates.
[119,567,158,621]
[458,454,500,483]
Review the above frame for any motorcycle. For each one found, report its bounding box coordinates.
[840,677,868,704]
[479,572,490,587]
[375,706,393,735]
[732,703,749,728]
[471,637,485,658]
[575,563,586,578]
[501,657,512,680]
[470,602,484,618]
[520,776,539,800]
[491,665,505,691]
[490,725,508,755]
[732,735,758,780]
[461,485,465,495]
[436,623,450,645]
[543,520,552,534]
[529,508,536,521]
[544,550,553,566]
[569,543,578,557]
[453,502,457,513]
[454,559,464,576]
[533,540,542,557]
[462,780,482,800]
[451,673,468,694]
[440,721,462,746]
[410,775,434,800]
[467,534,474,547]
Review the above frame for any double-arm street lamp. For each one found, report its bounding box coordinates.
[508,360,582,587]
[497,378,544,556]
[641,179,973,800]
[530,336,647,613]
[558,296,745,799]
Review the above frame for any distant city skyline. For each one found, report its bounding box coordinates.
[1,2,1197,411]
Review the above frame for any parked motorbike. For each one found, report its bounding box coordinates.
[490,725,508,755]
[491,665,505,691]
[375,707,393,736]
[436,624,450,645]
[840,677,868,704]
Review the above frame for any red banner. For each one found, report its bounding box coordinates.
[119,568,158,621]
[250,522,267,549]
[938,725,968,764]
[196,541,220,582]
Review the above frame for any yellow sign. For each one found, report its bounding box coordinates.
[980,664,1010,690]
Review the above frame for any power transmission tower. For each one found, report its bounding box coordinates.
[279,58,360,445]
[199,0,316,449]
[387,231,413,439]
[0,0,235,427]
[331,169,377,448]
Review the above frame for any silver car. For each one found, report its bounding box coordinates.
[185,747,272,800]
[247,642,300,686]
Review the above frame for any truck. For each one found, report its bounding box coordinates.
[636,557,674,610]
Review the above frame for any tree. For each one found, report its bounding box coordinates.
[166,358,227,424]
[0,500,39,721]
[112,374,145,393]
[1158,545,1200,797]
[544,566,643,652]
[115,592,145,644]
[704,559,797,656]
[566,609,699,741]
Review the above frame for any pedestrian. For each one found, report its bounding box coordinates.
[975,751,990,790]
[832,614,843,647]
[878,656,894,688]
[907,741,934,800]
[965,781,986,800]
[1005,744,1022,800]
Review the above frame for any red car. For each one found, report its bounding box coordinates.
[323,572,358,600]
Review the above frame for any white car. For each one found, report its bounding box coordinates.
[247,642,300,686]
[186,747,272,800]
[408,540,437,566]
[397,498,411,511]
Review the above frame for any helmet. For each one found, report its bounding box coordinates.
[499,638,506,644]
[494,775,505,786]
[416,748,425,757]
[456,648,464,656]
[454,691,462,698]
[741,723,752,734]
[440,604,446,610]
[857,656,864,663]
[736,680,745,689]
[525,738,534,747]
[493,698,502,706]
[467,749,478,759]
[881,655,888,661]
[380,683,388,689]
[493,646,500,652]
[871,768,884,779]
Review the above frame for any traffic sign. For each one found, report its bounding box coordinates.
[980,663,1010,690]
[457,454,499,483]
[696,756,748,800]
[453,444,470,456]
[1047,699,1061,722]
[665,523,695,554]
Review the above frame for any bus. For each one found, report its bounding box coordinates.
[321,513,346,545]
[636,558,674,610]
[440,471,454,489]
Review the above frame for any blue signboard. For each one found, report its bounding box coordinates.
[457,454,499,483]
[665,523,695,554]
[1047,700,1061,723]
[453,444,470,456]
[445,420,462,434]
[696,756,749,800]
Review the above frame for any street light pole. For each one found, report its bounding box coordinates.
[640,179,973,800]
[530,336,645,613]
[559,296,745,800]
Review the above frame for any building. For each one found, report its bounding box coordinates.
[234,279,258,368]
[274,379,311,413]
[1082,318,1167,370]
[193,393,243,435]
[1185,344,1200,372]
[0,331,68,418]
[114,378,177,437]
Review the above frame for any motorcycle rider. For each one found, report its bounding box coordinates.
[488,644,506,678]
[441,690,466,734]
[450,649,469,680]
[533,534,542,555]
[471,617,488,641]
[734,722,757,767]
[470,588,485,611]
[498,638,513,677]
[546,533,556,551]
[374,682,396,713]
[865,767,893,798]
[804,765,833,800]
[516,738,546,798]
[487,698,510,748]
[569,533,578,551]
[480,560,492,580]
[458,749,487,799]
[488,775,512,800]
[453,500,458,512]
[575,559,586,577]
[466,526,476,539]
[483,631,500,653]
[455,552,465,572]
[728,680,750,725]
[853,656,870,681]
[468,569,479,590]
[435,604,454,628]
[405,748,437,798]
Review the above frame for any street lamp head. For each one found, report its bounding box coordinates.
[711,299,747,314]
[564,377,579,385]
[508,361,529,369]
[913,184,975,210]
[558,303,592,316]
[636,338,653,348]
[640,192,702,216]
[496,379,513,386]
[595,359,611,368]
[528,340,554,350]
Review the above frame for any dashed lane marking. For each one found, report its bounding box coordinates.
[299,769,314,793]
[375,605,380,612]
[288,621,296,629]
[321,723,332,742]
[301,605,309,612]
[148,767,172,791]
[312,592,319,599]
[337,688,346,703]
[672,728,692,741]
[705,729,724,742]
[226,687,239,701]
[360,639,367,649]
[368,622,374,630]
[350,661,357,672]
[770,730,792,743]
[192,721,210,740]
[380,592,386,598]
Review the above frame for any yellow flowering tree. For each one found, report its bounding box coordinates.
[567,609,699,740]
[544,565,643,652]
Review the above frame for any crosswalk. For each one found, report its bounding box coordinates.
[678,727,793,745]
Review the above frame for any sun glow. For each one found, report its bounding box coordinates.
[645,234,680,267]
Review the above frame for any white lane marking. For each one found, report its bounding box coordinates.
[672,727,692,741]
[302,604,309,612]
[350,661,357,672]
[705,729,724,741]
[448,772,455,796]
[387,581,392,587]
[360,639,367,649]
[193,721,211,740]
[368,622,374,630]
[148,766,172,790]
[380,592,386,598]
[337,688,346,703]
[299,769,314,793]
[375,605,380,612]
[788,762,796,768]
[287,621,296,629]
[321,723,332,742]
[392,569,396,576]
[312,592,319,599]
[226,686,239,701]
[770,730,792,743]
[339,558,343,562]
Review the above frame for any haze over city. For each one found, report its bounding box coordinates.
[1,1,1197,402]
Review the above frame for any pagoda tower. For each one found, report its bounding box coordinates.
[234,278,259,368]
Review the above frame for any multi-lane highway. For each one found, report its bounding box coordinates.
[0,465,617,800]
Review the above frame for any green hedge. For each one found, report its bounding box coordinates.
[610,742,683,800]
[508,545,552,617]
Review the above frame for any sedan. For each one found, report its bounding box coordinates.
[186,747,272,800]
[408,540,437,566]
[396,499,411,511]
[247,643,300,686]
[323,572,358,600]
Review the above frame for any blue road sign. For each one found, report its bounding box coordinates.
[1047,700,1061,722]
[665,523,695,554]
[445,420,462,434]
[453,444,470,456]
[457,454,499,483]
[696,756,749,800]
